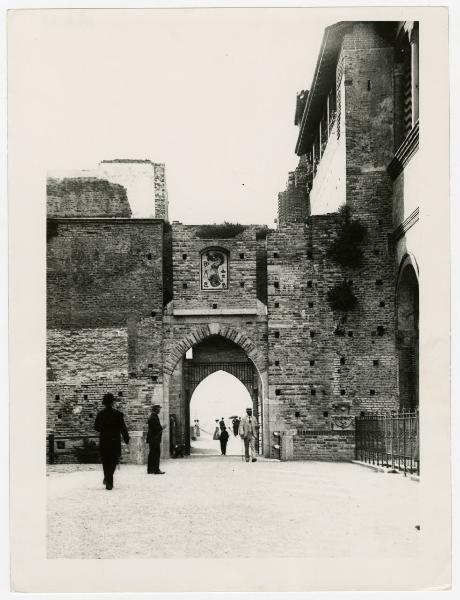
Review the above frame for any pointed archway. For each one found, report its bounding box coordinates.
[165,333,267,457]
[396,255,419,411]
[189,371,252,455]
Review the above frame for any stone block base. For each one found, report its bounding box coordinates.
[128,431,147,464]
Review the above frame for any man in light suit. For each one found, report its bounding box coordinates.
[238,407,259,462]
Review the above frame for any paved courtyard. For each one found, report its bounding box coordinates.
[47,458,420,559]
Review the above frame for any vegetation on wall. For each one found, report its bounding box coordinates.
[327,280,358,312]
[195,222,248,239]
[327,205,366,268]
[255,226,275,240]
[194,222,274,240]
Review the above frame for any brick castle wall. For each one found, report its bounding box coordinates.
[47,219,165,445]
[45,21,407,463]
[47,220,163,328]
[47,177,131,218]
[171,224,264,311]
[267,22,399,458]
[293,430,355,461]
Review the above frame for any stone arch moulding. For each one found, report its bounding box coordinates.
[396,253,419,329]
[396,253,419,287]
[163,324,270,457]
[163,323,267,378]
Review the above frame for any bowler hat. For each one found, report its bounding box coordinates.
[102,393,115,406]
[152,404,161,409]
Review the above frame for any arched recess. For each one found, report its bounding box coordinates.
[396,254,419,411]
[163,324,269,457]
[163,323,266,378]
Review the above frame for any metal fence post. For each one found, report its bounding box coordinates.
[355,411,419,476]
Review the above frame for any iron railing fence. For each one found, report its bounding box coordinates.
[355,410,419,476]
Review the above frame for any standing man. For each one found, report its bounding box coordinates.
[147,404,165,475]
[94,393,130,490]
[219,425,229,456]
[238,407,259,463]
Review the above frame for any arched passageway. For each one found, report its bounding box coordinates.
[189,371,253,455]
[166,334,266,457]
[396,258,419,411]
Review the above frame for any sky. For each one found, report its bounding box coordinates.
[189,370,252,435]
[9,9,334,225]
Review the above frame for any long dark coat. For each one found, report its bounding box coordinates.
[147,412,163,444]
[94,407,130,458]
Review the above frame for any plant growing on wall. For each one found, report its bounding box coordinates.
[327,280,358,312]
[328,205,366,268]
[195,222,248,239]
[255,226,275,240]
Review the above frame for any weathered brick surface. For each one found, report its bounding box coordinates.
[278,163,310,224]
[47,178,131,218]
[191,336,251,363]
[47,376,164,465]
[269,22,399,443]
[47,219,165,450]
[171,224,264,311]
[293,430,355,461]
[152,163,169,221]
[47,327,128,383]
[47,220,163,328]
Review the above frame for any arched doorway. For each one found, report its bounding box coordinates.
[165,333,265,457]
[189,371,253,455]
[396,257,419,411]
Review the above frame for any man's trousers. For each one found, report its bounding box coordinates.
[243,435,256,461]
[101,452,118,487]
[147,439,161,473]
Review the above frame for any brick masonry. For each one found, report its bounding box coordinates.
[47,178,131,218]
[46,21,416,463]
[293,430,355,461]
[47,218,165,457]
[170,224,266,311]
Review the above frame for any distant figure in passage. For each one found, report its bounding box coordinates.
[147,404,165,474]
[169,413,177,456]
[195,419,201,437]
[239,407,259,463]
[232,416,240,437]
[213,420,220,441]
[94,393,130,490]
[219,417,225,430]
[219,425,229,455]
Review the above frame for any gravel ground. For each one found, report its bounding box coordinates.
[47,458,420,559]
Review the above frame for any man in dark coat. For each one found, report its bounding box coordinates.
[147,404,165,474]
[94,393,130,490]
[219,425,229,456]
